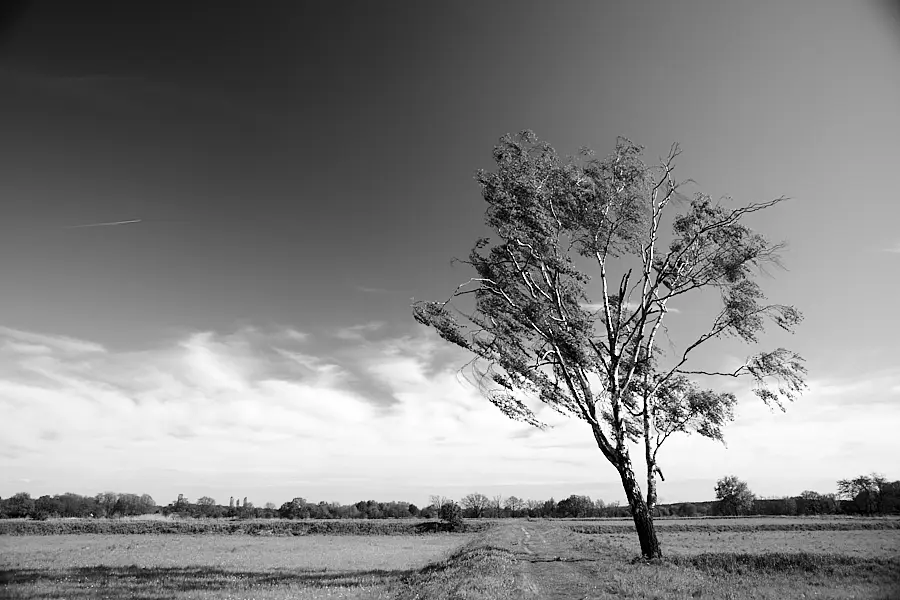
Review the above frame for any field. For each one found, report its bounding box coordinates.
[2,517,899,599]
[0,530,474,599]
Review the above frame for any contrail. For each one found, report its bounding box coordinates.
[65,219,143,229]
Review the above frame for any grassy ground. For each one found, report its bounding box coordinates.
[3,518,899,599]
[0,533,472,599]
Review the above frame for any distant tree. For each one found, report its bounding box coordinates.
[675,502,698,518]
[194,496,217,518]
[139,494,157,514]
[715,476,755,516]
[408,503,420,517]
[413,131,805,558]
[114,493,150,517]
[838,473,891,515]
[490,494,504,518]
[461,492,491,518]
[278,497,310,520]
[796,490,835,515]
[525,499,543,517]
[557,494,594,517]
[34,495,62,520]
[95,492,119,517]
[428,495,452,512]
[504,495,525,516]
[238,500,255,519]
[5,492,34,518]
[439,501,464,531]
[541,497,558,518]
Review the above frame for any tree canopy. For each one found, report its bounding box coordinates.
[414,131,806,558]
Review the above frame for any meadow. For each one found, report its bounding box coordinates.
[2,517,899,599]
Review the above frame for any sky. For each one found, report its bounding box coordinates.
[0,1,899,509]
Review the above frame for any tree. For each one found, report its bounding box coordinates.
[195,496,217,518]
[413,131,805,558]
[461,492,491,518]
[139,494,157,514]
[439,501,464,531]
[838,473,890,515]
[428,495,452,512]
[557,494,595,517]
[95,492,119,517]
[715,475,755,516]
[524,498,543,516]
[5,492,34,518]
[34,495,62,519]
[490,494,504,518]
[504,495,525,516]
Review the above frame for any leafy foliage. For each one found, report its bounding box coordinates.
[715,475,756,516]
[438,501,465,531]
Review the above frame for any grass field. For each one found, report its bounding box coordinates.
[1,532,474,599]
[2,517,899,599]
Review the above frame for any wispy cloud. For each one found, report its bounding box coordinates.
[65,218,142,229]
[333,321,385,341]
[0,327,106,354]
[883,242,900,253]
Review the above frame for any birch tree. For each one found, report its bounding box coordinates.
[413,131,806,558]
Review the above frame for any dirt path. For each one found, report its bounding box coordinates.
[486,520,615,599]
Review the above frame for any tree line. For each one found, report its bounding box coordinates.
[711,473,900,517]
[1,473,896,521]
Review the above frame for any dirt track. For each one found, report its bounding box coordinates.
[487,520,615,599]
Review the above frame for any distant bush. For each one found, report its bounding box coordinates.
[439,502,465,531]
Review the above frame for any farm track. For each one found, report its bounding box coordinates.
[488,521,609,599]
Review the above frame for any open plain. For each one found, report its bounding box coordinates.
[2,517,899,599]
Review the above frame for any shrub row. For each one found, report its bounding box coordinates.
[571,521,900,534]
[0,518,493,536]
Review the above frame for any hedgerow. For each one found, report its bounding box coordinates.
[0,518,494,536]
[570,521,900,534]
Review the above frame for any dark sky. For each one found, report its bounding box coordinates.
[1,1,899,504]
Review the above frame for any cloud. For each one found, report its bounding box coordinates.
[0,323,565,502]
[883,242,900,253]
[1,324,896,505]
[0,326,106,354]
[333,321,385,341]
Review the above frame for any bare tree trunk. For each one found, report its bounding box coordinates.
[619,458,662,559]
[646,468,658,514]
